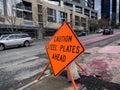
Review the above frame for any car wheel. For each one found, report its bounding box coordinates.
[0,44,5,51]
[24,41,30,47]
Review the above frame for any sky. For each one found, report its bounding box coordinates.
[95,0,101,19]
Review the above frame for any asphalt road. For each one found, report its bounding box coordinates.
[0,32,119,90]
[0,33,102,64]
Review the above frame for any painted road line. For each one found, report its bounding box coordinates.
[0,56,39,69]
[17,74,50,90]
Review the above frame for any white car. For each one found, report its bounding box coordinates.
[0,33,33,51]
[96,29,104,33]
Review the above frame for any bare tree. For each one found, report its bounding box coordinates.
[98,18,109,29]
[89,19,98,32]
[6,0,22,33]
[33,3,46,39]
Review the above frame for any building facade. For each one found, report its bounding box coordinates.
[61,0,97,19]
[0,0,38,38]
[0,0,4,16]
[0,0,98,39]
[71,0,94,9]
[37,1,91,36]
[60,0,98,32]
[101,0,120,24]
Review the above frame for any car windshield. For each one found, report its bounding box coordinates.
[0,35,9,40]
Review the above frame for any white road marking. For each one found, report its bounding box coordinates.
[17,74,50,90]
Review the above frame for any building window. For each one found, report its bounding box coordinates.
[47,8,56,22]
[95,13,98,19]
[16,10,32,20]
[91,11,95,19]
[75,16,80,26]
[23,1,32,11]
[58,11,67,23]
[75,6,82,14]
[23,11,32,20]
[16,10,23,18]
[84,9,89,16]
[64,2,73,7]
[16,2,23,9]
[16,1,32,11]
[81,17,86,27]
[64,2,73,10]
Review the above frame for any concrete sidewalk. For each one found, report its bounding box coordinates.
[21,75,84,90]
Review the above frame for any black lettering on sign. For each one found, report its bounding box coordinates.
[60,45,65,52]
[54,36,72,42]
[72,46,76,53]
[76,46,80,53]
[47,44,57,51]
[60,45,80,54]
[52,54,66,62]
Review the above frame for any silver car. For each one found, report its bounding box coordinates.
[0,33,33,51]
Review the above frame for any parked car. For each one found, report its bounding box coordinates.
[96,29,104,33]
[76,30,87,37]
[0,33,33,51]
[103,28,114,35]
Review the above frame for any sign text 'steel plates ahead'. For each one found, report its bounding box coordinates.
[46,21,85,76]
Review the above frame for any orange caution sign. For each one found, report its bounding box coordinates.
[46,21,85,76]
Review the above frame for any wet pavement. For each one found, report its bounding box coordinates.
[21,36,120,90]
[22,45,120,90]
[0,31,120,90]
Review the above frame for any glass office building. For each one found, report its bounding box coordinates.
[101,0,120,24]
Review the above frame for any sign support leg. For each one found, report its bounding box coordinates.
[75,61,88,75]
[37,62,50,81]
[67,66,77,90]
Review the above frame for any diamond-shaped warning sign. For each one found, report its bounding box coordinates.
[46,21,85,76]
